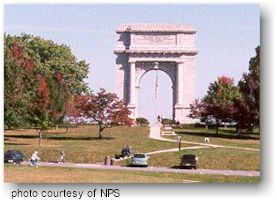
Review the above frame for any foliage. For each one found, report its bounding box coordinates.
[190,76,240,134]
[161,118,176,126]
[136,117,149,126]
[189,46,260,134]
[234,46,260,132]
[73,89,133,138]
[4,33,89,131]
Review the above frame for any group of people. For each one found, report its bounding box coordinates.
[30,150,65,167]
[121,144,132,157]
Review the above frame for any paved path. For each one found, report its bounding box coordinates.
[28,161,260,177]
[149,124,259,152]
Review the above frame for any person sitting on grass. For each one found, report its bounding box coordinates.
[30,151,40,167]
[125,144,132,157]
[121,146,127,158]
[121,145,132,157]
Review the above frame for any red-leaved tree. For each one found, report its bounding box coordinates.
[189,76,240,134]
[74,89,133,139]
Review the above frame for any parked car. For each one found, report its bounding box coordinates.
[4,150,24,164]
[180,154,197,169]
[132,153,149,167]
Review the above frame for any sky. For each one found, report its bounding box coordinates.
[4,4,260,123]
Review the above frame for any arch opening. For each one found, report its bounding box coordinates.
[138,69,173,124]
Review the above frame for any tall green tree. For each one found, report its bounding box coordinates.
[4,33,89,130]
[4,38,37,128]
[190,76,240,134]
[234,46,260,132]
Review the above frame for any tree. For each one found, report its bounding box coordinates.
[189,99,211,129]
[189,99,208,122]
[74,89,133,139]
[136,117,149,126]
[30,75,53,145]
[4,33,89,129]
[234,46,260,132]
[4,40,37,129]
[190,76,240,134]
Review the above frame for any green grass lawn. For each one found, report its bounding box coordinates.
[166,128,260,149]
[4,125,182,164]
[120,148,259,171]
[149,148,259,171]
[4,126,260,183]
[4,164,259,183]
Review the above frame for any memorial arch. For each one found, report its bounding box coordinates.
[114,24,198,123]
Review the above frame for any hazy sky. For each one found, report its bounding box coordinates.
[4,4,260,122]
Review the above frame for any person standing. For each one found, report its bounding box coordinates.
[177,136,182,151]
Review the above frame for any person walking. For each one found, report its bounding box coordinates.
[58,151,65,163]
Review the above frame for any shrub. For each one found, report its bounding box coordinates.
[136,117,149,126]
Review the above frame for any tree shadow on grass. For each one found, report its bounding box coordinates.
[5,135,38,139]
[45,136,115,141]
[5,134,114,141]
[4,142,30,146]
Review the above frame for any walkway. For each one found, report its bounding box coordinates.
[28,161,260,177]
[149,124,259,152]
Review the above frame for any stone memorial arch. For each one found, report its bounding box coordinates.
[114,24,198,123]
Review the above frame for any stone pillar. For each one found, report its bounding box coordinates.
[127,61,136,119]
[176,62,184,105]
[174,62,185,123]
[182,58,197,123]
[135,85,140,117]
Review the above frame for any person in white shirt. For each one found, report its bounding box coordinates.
[30,151,40,167]
[58,151,65,163]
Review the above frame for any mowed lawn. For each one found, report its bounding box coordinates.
[4,165,259,183]
[119,147,259,171]
[149,148,259,171]
[165,128,260,149]
[5,126,260,170]
[4,125,181,164]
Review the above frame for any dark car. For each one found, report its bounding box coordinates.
[4,150,24,164]
[180,154,197,169]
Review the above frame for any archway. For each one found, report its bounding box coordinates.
[114,23,198,123]
[139,69,173,123]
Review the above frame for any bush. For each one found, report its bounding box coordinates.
[161,118,176,126]
[136,117,149,126]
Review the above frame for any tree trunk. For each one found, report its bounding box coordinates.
[98,124,105,139]
[248,127,253,134]
[216,120,219,134]
[38,130,43,146]
[205,119,208,132]
[236,123,240,136]
[65,125,69,134]
[56,124,59,130]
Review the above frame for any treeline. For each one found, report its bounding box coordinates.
[189,46,260,134]
[4,33,89,130]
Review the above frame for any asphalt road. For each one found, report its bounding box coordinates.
[27,161,260,177]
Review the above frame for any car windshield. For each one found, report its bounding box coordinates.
[134,154,146,158]
[182,155,195,159]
